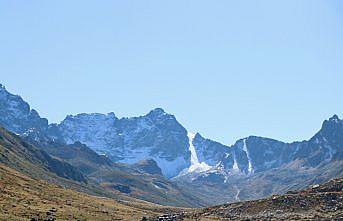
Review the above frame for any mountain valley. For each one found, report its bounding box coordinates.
[0,83,342,220]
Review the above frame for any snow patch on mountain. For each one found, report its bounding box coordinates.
[58,113,119,153]
[242,139,253,174]
[187,132,212,173]
[175,132,213,179]
[154,156,189,178]
[232,152,240,173]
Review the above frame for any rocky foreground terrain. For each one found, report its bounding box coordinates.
[149,177,343,221]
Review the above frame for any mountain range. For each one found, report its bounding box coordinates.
[0,83,342,206]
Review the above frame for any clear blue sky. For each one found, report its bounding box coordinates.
[1,1,342,145]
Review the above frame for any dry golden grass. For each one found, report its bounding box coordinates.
[0,164,183,221]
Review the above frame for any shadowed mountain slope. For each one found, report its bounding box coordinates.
[0,127,85,183]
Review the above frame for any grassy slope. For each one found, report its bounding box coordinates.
[0,164,185,221]
[0,127,133,202]
[0,127,85,183]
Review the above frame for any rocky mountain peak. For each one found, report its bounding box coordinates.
[322,114,342,127]
[312,114,343,151]
[52,106,190,178]
[64,112,118,122]
[146,108,174,121]
[319,115,342,136]
[329,114,340,122]
[148,107,166,115]
[0,84,11,97]
[0,84,48,135]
